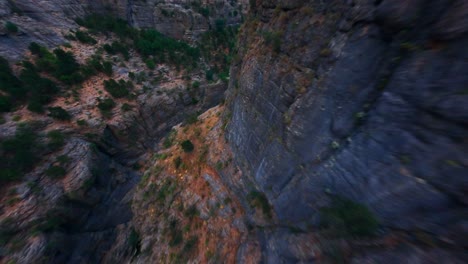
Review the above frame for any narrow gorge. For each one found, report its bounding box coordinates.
[0,0,467,263]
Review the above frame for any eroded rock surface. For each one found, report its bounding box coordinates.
[225,0,468,262]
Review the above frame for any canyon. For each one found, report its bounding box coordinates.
[0,0,467,263]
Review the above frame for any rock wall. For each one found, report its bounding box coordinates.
[0,0,247,60]
[226,0,468,261]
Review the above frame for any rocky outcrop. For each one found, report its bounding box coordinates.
[225,0,468,262]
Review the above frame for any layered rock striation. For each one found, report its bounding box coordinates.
[225,0,468,261]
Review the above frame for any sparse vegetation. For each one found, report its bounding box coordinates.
[320,196,378,237]
[263,31,282,53]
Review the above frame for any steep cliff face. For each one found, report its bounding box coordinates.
[226,0,467,261]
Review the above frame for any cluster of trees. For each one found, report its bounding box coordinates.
[0,124,67,182]
[78,15,201,69]
[0,42,116,114]
[199,23,238,82]
[0,55,59,113]
[76,14,239,78]
[103,41,130,60]
[0,124,38,181]
[103,79,133,98]
[29,42,83,85]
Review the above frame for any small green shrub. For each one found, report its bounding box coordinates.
[320,197,378,237]
[5,21,18,33]
[47,130,66,150]
[185,113,198,124]
[35,211,65,232]
[205,69,214,81]
[168,219,183,247]
[192,81,200,89]
[103,41,130,60]
[162,129,177,148]
[103,79,131,98]
[248,191,272,218]
[184,204,199,219]
[76,119,87,126]
[263,31,282,53]
[102,61,113,76]
[0,96,12,112]
[180,140,194,152]
[128,228,141,256]
[47,107,71,120]
[97,97,116,117]
[121,103,132,112]
[174,156,182,169]
[45,165,66,178]
[145,58,156,69]
[75,30,97,45]
[56,155,70,165]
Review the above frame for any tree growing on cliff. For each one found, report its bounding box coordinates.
[181,140,194,152]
